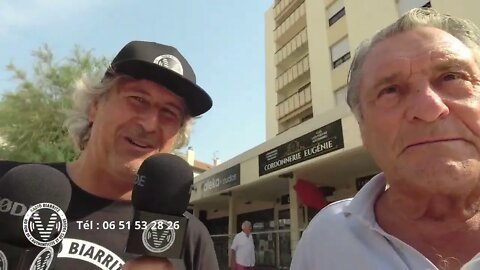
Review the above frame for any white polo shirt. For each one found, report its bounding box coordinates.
[231,231,255,267]
[462,253,480,270]
[291,173,480,270]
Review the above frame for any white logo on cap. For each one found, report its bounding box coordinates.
[0,250,7,270]
[153,55,184,76]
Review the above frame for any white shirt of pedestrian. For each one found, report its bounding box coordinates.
[231,231,255,267]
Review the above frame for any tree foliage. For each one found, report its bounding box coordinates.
[0,44,109,162]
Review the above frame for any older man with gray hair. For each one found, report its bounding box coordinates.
[291,8,480,270]
[230,220,255,270]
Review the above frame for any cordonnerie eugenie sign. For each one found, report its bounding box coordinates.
[258,119,344,176]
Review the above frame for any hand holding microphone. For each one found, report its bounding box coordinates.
[125,153,194,268]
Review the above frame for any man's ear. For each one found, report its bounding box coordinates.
[358,120,370,150]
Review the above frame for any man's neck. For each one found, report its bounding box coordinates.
[375,186,480,268]
[378,184,480,226]
[67,153,134,201]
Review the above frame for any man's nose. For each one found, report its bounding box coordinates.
[137,110,160,133]
[405,78,449,122]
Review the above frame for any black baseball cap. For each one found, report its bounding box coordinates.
[105,41,212,116]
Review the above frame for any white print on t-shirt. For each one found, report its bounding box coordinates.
[58,238,124,270]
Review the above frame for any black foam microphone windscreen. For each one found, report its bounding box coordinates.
[127,153,193,259]
[0,164,72,269]
[132,153,193,214]
[0,164,71,246]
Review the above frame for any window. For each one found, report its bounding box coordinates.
[330,36,351,69]
[397,0,431,15]
[327,0,345,26]
[329,8,345,26]
[333,52,350,68]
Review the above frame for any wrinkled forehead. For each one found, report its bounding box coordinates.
[361,28,475,82]
[370,50,473,81]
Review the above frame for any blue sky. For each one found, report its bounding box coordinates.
[0,0,272,164]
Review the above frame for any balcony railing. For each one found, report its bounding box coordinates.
[274,2,306,48]
[276,54,310,92]
[274,0,304,26]
[275,27,308,70]
[276,84,312,120]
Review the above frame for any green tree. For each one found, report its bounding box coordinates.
[0,44,109,162]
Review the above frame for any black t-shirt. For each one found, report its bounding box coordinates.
[0,161,219,270]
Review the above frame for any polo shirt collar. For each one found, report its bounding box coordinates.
[344,173,388,229]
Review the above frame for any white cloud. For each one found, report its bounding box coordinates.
[0,0,110,36]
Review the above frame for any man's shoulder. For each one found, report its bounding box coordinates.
[302,199,353,239]
[313,198,352,219]
[183,211,211,239]
[0,160,27,177]
[182,211,220,270]
[231,232,242,241]
[0,160,67,178]
[184,211,203,228]
[291,199,355,269]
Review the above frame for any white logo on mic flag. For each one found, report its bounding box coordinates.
[0,250,7,270]
[142,220,176,253]
[32,211,58,241]
[30,247,54,270]
[23,203,68,247]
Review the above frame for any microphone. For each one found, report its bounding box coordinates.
[126,153,193,259]
[0,164,71,270]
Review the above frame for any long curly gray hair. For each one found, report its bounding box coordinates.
[64,72,193,151]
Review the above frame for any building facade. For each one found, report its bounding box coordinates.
[190,1,480,269]
[181,146,214,177]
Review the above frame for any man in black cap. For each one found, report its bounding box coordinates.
[0,41,219,269]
